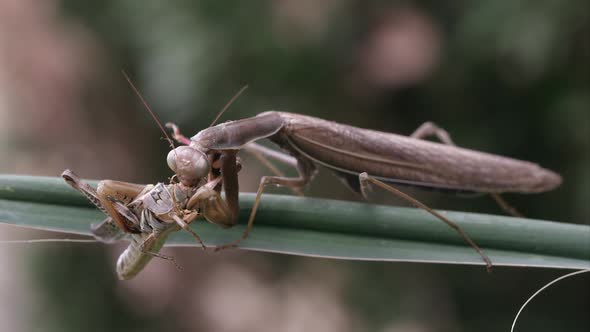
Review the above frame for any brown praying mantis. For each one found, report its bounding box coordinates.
[164,111,562,271]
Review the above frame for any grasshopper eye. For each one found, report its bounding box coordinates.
[167,146,209,186]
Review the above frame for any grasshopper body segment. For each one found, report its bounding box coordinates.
[116,209,180,280]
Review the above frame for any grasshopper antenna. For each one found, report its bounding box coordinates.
[209,85,248,127]
[121,70,176,151]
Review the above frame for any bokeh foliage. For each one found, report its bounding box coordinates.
[5,0,589,331]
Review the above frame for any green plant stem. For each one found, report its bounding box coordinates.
[0,175,588,269]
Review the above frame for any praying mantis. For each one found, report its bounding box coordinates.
[163,111,561,271]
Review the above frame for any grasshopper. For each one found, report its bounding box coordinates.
[164,111,562,270]
[61,168,235,280]
[58,73,248,279]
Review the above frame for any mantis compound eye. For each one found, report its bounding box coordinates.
[166,149,179,172]
[167,146,209,186]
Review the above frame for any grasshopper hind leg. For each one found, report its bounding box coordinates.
[96,180,145,233]
[62,170,145,234]
[91,218,126,243]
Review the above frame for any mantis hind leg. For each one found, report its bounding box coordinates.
[358,172,493,271]
[410,122,523,217]
[410,121,456,145]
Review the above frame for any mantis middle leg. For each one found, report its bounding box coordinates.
[215,150,317,250]
[358,172,492,270]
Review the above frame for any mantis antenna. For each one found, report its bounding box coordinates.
[209,85,249,127]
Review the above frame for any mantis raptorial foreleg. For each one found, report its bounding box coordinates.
[169,123,253,224]
[409,122,524,218]
[166,122,191,145]
[220,150,240,223]
[187,174,237,228]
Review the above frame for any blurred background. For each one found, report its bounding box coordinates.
[0,0,588,331]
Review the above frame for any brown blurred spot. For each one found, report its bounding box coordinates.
[0,0,148,180]
[356,8,441,89]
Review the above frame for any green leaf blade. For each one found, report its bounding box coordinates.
[0,175,588,270]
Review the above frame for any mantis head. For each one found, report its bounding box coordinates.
[167,146,209,186]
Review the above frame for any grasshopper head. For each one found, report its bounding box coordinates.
[167,146,209,186]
